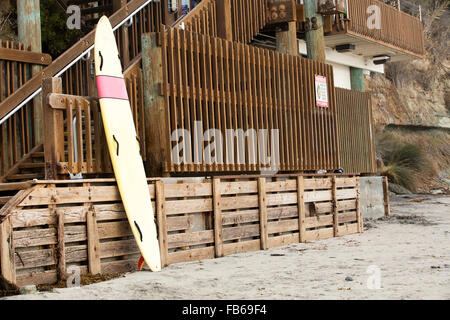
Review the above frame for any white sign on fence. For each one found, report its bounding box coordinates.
[315,75,329,108]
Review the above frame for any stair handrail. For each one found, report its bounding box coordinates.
[171,0,216,30]
[0,0,156,125]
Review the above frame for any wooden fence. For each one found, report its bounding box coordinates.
[230,0,268,43]
[0,174,362,287]
[147,28,340,175]
[346,0,424,57]
[336,88,375,174]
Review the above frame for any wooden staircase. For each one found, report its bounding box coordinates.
[0,0,275,187]
[0,144,45,183]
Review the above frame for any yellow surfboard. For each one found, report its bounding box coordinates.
[94,16,161,272]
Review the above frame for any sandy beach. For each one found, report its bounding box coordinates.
[3,194,449,300]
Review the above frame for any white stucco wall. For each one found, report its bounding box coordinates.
[330,63,352,89]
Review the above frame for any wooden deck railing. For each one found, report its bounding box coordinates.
[172,0,218,37]
[42,59,146,179]
[0,0,163,179]
[146,28,340,175]
[345,0,424,56]
[0,41,52,177]
[336,88,375,174]
[230,0,269,43]
[61,0,164,97]
[173,0,270,43]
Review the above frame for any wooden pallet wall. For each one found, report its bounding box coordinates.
[0,175,362,287]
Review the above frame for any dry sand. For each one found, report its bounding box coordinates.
[3,195,450,300]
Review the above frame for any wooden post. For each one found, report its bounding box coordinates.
[86,205,101,275]
[216,0,233,41]
[56,210,66,280]
[0,216,16,284]
[213,178,223,258]
[383,176,391,217]
[156,180,168,267]
[332,176,339,237]
[142,33,170,177]
[17,0,43,143]
[304,0,326,62]
[276,21,298,55]
[356,177,364,233]
[42,78,64,180]
[297,176,306,243]
[258,178,268,250]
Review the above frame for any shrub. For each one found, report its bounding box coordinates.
[377,135,437,192]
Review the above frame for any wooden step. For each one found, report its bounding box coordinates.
[19,162,45,169]
[0,196,12,205]
[32,152,44,158]
[6,173,42,181]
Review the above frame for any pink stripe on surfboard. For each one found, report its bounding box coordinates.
[96,75,129,100]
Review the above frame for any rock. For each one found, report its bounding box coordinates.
[345,276,354,282]
[389,183,413,195]
[19,285,37,295]
[430,189,444,195]
[270,253,285,257]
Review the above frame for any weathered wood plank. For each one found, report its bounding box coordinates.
[223,224,260,242]
[258,178,268,250]
[86,206,101,275]
[1,216,16,283]
[165,198,212,215]
[15,249,55,270]
[338,223,359,236]
[156,180,168,267]
[167,230,214,249]
[100,239,139,259]
[98,221,133,240]
[213,178,223,257]
[304,227,334,241]
[268,233,299,248]
[56,211,66,280]
[14,228,57,248]
[16,270,57,287]
[167,247,215,265]
[19,185,156,206]
[222,239,260,256]
[164,182,212,198]
[267,220,299,234]
[298,176,306,243]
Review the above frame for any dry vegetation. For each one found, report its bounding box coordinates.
[375,127,450,192]
[0,0,16,41]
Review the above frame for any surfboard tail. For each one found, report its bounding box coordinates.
[138,255,146,271]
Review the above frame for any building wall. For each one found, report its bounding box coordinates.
[331,63,351,90]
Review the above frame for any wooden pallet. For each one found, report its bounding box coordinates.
[0,174,362,287]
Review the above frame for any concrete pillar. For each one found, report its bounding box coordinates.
[304,0,326,62]
[350,67,365,92]
[17,0,43,144]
